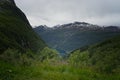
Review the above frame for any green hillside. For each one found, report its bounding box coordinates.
[69,35,120,73]
[0,0,46,53]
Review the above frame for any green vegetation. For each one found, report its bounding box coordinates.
[0,44,120,80]
[0,0,120,80]
[89,36,120,73]
[0,0,46,53]
[1,62,120,80]
[68,35,120,73]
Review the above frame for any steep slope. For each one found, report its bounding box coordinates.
[69,35,120,73]
[34,22,120,54]
[0,0,46,53]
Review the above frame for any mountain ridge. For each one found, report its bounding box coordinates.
[35,22,120,31]
[34,22,120,54]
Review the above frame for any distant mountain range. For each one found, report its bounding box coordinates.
[34,22,120,55]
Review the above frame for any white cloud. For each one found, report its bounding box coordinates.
[15,0,120,27]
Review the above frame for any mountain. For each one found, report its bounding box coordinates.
[34,22,120,54]
[0,0,46,53]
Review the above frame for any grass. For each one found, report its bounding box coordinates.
[0,60,120,80]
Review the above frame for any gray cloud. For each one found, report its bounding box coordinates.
[15,0,120,27]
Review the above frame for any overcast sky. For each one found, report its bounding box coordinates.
[15,0,120,27]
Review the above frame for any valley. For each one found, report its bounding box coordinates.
[0,0,120,80]
[34,23,120,54]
